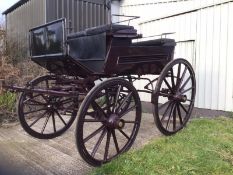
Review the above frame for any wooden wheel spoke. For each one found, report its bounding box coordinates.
[86,111,97,117]
[52,113,56,132]
[29,111,48,127]
[41,94,49,102]
[41,114,50,134]
[170,68,175,87]
[164,78,174,94]
[55,110,67,126]
[60,100,74,106]
[181,87,193,94]
[118,129,130,140]
[112,130,120,153]
[24,98,46,106]
[59,98,74,104]
[45,79,49,89]
[26,93,42,99]
[104,89,111,114]
[104,131,111,161]
[166,103,176,130]
[83,119,106,122]
[177,103,183,125]
[91,128,107,157]
[180,76,191,91]
[173,105,177,130]
[23,102,45,106]
[87,103,114,118]
[84,125,105,143]
[159,100,171,110]
[176,63,181,85]
[92,101,107,118]
[177,67,187,89]
[161,101,173,122]
[186,99,193,102]
[119,105,137,118]
[179,103,188,114]
[113,85,122,113]
[61,103,75,112]
[116,92,132,114]
[24,107,47,115]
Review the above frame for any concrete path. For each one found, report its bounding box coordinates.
[0,113,161,175]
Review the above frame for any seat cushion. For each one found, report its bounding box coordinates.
[67,24,134,39]
[86,24,134,35]
[132,38,176,47]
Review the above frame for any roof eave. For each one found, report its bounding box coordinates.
[2,0,29,15]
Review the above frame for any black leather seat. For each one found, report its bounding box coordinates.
[67,24,134,39]
[132,38,176,47]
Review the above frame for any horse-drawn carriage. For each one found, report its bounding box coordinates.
[3,16,196,166]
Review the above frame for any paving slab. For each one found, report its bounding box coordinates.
[0,113,162,175]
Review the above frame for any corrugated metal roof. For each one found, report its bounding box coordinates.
[2,0,29,15]
[2,0,111,15]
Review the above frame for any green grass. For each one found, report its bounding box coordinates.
[92,117,233,175]
[0,92,17,112]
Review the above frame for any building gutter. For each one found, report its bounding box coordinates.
[139,0,233,25]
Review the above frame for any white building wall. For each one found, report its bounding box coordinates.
[119,0,233,112]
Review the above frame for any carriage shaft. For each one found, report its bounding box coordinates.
[3,84,81,97]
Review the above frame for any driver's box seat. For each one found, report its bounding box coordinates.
[67,24,135,73]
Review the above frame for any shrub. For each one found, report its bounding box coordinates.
[0,92,17,124]
[0,22,46,124]
[0,91,17,112]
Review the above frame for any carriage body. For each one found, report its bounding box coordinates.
[30,18,176,77]
[4,18,195,167]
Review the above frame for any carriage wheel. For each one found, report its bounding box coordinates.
[154,58,196,135]
[18,75,78,139]
[76,78,141,166]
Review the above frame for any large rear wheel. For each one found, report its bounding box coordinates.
[76,78,141,166]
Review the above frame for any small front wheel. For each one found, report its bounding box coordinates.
[153,58,196,136]
[76,78,141,166]
[18,75,78,139]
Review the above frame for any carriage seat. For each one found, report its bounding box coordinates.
[132,38,176,47]
[67,24,134,39]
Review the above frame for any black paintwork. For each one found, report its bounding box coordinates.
[29,18,176,77]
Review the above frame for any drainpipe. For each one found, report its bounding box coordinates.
[111,0,120,23]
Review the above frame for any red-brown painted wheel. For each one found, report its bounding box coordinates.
[18,75,78,139]
[76,78,141,166]
[153,58,196,135]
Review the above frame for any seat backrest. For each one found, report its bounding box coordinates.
[68,33,106,60]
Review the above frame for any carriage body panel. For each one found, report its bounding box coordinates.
[29,19,176,77]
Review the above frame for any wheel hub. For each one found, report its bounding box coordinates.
[169,94,187,102]
[106,114,125,129]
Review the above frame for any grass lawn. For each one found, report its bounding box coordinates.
[92,117,233,175]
